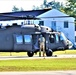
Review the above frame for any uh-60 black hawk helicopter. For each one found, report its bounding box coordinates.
[0,14,73,57]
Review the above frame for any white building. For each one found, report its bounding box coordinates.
[37,9,75,48]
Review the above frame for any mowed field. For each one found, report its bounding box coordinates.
[0,50,76,71]
[54,50,76,55]
[0,58,76,71]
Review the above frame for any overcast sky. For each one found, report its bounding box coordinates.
[0,0,67,13]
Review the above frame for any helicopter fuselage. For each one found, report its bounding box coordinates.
[0,24,72,56]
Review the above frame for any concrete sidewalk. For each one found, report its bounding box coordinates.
[0,71,76,75]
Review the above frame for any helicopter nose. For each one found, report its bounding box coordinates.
[67,40,73,49]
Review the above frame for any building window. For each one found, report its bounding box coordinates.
[39,21,44,26]
[64,21,68,28]
[51,21,56,31]
[24,35,32,43]
[16,35,23,44]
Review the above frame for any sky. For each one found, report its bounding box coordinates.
[0,0,67,13]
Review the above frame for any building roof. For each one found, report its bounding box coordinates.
[38,9,68,17]
[0,9,50,21]
[38,9,75,20]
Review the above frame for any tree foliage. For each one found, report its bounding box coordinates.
[43,0,47,8]
[12,6,19,12]
[32,0,63,10]
[63,0,76,16]
[47,1,63,10]
[12,6,24,12]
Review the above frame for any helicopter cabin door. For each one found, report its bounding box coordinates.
[48,33,60,50]
[13,34,32,52]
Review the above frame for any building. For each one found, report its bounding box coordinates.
[0,9,75,48]
[37,9,75,48]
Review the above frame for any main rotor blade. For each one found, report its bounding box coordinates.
[0,13,75,21]
[0,14,40,20]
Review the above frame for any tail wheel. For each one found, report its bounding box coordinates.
[46,49,53,56]
[27,52,34,57]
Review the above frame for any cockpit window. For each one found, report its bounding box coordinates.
[16,35,23,44]
[60,32,67,41]
[24,35,31,43]
[55,34,59,43]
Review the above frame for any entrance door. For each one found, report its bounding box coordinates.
[51,21,56,31]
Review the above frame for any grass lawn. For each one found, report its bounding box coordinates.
[53,50,76,55]
[0,50,76,71]
[0,52,26,56]
[0,58,76,71]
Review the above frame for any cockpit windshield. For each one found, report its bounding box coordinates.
[60,32,67,41]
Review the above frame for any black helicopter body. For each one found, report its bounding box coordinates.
[0,22,72,57]
[0,13,73,57]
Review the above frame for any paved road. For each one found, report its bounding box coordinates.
[0,71,76,75]
[0,54,76,60]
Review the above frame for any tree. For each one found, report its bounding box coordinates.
[43,0,47,8]
[32,0,48,10]
[32,0,63,10]
[20,7,24,11]
[63,0,76,16]
[12,6,19,12]
[32,5,39,10]
[12,6,24,12]
[47,1,62,10]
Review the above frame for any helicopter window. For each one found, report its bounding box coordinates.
[60,32,67,41]
[55,34,59,43]
[16,35,23,44]
[49,34,55,43]
[24,35,31,43]
[64,21,68,28]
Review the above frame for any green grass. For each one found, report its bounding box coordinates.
[0,52,27,56]
[0,58,76,71]
[53,50,76,55]
[0,50,76,71]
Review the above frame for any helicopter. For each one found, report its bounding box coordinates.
[0,14,73,57]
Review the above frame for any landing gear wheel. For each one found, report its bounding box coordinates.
[27,52,34,57]
[46,49,53,56]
